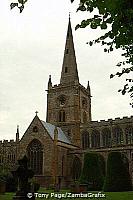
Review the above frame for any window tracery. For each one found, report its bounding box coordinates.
[27,139,43,175]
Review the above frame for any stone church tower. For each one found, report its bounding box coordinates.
[46,17,91,146]
[0,16,132,187]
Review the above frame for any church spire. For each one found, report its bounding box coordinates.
[60,16,79,85]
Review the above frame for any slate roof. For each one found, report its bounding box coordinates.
[41,121,71,144]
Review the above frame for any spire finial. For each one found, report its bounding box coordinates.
[49,75,51,83]
[17,125,19,133]
[69,12,71,19]
[35,111,38,116]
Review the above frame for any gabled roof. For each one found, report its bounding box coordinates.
[41,120,71,145]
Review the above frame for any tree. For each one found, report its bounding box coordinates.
[80,152,105,190]
[10,0,133,106]
[10,0,28,13]
[72,0,133,107]
[103,152,132,191]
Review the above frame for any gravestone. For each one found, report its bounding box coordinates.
[12,155,35,200]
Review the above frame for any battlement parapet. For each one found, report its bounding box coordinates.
[53,84,58,88]
[0,139,16,146]
[0,140,2,147]
[91,115,133,127]
[10,139,15,143]
[3,140,8,144]
[52,83,69,90]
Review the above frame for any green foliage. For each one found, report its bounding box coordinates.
[98,153,106,177]
[10,0,28,13]
[30,178,40,192]
[33,182,40,192]
[73,0,133,107]
[9,0,133,106]
[0,166,10,182]
[103,152,132,192]
[80,152,105,190]
[0,166,17,192]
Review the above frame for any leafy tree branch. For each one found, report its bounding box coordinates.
[72,0,133,107]
[10,0,28,13]
[10,0,133,107]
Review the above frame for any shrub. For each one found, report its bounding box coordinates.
[103,152,132,192]
[33,182,40,192]
[30,179,40,192]
[5,173,17,192]
[80,152,105,190]
[0,167,17,192]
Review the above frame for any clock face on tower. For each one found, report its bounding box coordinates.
[59,95,66,106]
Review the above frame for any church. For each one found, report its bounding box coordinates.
[0,17,133,187]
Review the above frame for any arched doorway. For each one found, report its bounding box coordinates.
[71,156,82,181]
[27,139,43,175]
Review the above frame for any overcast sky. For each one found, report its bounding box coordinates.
[0,0,132,140]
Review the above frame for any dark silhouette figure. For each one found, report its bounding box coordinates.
[12,155,35,200]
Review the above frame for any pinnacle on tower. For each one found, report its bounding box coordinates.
[60,16,79,85]
[16,125,19,142]
[87,81,91,95]
[48,75,52,89]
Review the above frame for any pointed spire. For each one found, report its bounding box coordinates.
[60,16,79,85]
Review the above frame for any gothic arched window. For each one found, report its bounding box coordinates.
[72,156,82,181]
[91,130,100,148]
[62,111,65,122]
[125,126,133,144]
[113,126,123,145]
[102,128,111,147]
[83,111,87,123]
[82,98,87,109]
[27,139,43,175]
[82,131,89,149]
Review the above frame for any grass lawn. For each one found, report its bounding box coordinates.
[0,189,133,200]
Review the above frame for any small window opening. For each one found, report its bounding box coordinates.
[33,126,38,133]
[65,67,68,73]
[58,110,66,122]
